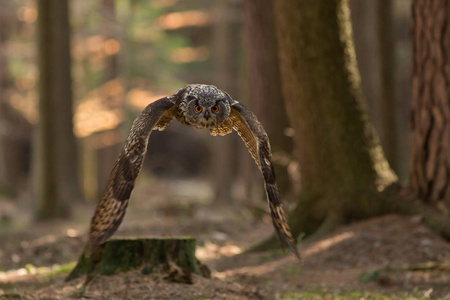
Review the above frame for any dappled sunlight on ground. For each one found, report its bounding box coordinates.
[303,231,355,258]
[196,242,242,261]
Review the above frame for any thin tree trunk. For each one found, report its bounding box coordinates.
[349,0,381,133]
[411,0,450,205]
[0,3,13,193]
[96,0,122,199]
[273,0,397,237]
[242,0,293,194]
[394,6,413,182]
[212,0,236,203]
[35,0,81,219]
[377,0,399,173]
[102,0,119,83]
[0,2,27,195]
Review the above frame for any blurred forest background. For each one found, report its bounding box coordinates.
[1,0,450,298]
[0,0,414,220]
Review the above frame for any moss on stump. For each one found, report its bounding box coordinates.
[66,237,210,284]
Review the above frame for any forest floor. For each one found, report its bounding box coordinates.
[1,178,450,299]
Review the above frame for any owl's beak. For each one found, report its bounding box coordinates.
[204,111,210,120]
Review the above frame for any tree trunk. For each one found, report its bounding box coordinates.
[377,0,399,174]
[212,0,237,203]
[349,0,381,134]
[0,3,14,195]
[67,237,210,284]
[102,0,120,83]
[273,0,397,238]
[242,0,294,194]
[95,0,123,200]
[35,0,81,219]
[411,0,450,205]
[394,6,413,182]
[0,2,27,196]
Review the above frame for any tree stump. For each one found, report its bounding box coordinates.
[66,237,210,284]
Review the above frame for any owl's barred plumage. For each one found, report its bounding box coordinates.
[86,84,300,260]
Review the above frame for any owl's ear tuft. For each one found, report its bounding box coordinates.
[222,90,239,105]
[230,98,240,106]
[169,87,187,103]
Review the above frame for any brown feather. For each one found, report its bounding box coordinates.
[85,97,176,256]
[230,103,301,260]
[209,119,233,136]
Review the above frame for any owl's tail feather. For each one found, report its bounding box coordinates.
[266,183,301,261]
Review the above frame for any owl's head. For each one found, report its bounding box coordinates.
[178,84,233,129]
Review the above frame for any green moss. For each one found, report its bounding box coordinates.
[66,237,209,281]
[44,262,77,278]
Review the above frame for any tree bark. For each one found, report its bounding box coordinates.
[349,0,381,133]
[377,0,399,173]
[242,0,293,194]
[35,0,81,219]
[0,2,29,195]
[411,0,450,205]
[273,0,397,238]
[94,0,123,200]
[212,0,237,203]
[0,3,14,194]
[67,237,210,284]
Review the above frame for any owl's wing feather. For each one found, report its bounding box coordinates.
[86,97,177,256]
[230,103,300,260]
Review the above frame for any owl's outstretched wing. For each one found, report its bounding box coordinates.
[230,103,301,260]
[85,97,177,256]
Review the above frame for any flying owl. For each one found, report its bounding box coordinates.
[86,84,300,260]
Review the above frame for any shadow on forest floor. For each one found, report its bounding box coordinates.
[1,178,450,299]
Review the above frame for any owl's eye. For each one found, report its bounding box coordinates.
[211,105,219,113]
[195,105,203,113]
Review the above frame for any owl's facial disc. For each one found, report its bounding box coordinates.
[180,85,232,129]
[187,101,222,129]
